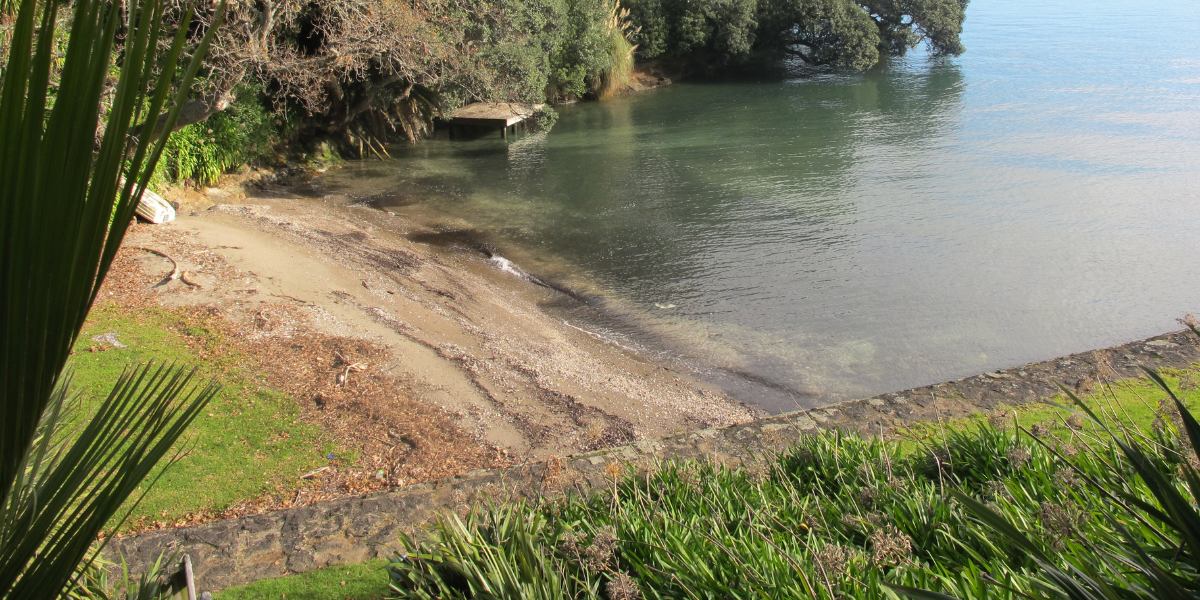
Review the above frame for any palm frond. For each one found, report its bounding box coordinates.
[0,365,218,597]
[1,0,224,596]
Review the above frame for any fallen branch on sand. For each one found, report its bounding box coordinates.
[130,246,202,288]
[178,271,203,289]
[130,246,180,284]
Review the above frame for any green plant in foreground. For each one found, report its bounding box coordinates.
[0,0,219,597]
[69,553,175,600]
[908,365,1200,599]
[386,368,1200,599]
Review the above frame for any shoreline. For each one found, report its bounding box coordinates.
[101,170,759,522]
[359,188,846,413]
[103,165,1200,500]
[350,182,1189,417]
[145,165,1200,425]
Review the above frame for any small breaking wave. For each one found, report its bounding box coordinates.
[487,254,590,303]
[488,255,528,279]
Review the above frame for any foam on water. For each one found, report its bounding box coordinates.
[488,255,526,279]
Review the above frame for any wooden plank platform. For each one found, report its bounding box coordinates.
[447,102,544,140]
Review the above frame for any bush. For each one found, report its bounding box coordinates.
[156,85,276,187]
[472,0,568,105]
[624,0,667,60]
[471,0,639,103]
[549,0,618,100]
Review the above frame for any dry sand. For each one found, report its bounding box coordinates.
[107,174,757,483]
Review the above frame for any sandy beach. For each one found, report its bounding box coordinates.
[99,172,758,522]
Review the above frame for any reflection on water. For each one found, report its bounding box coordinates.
[320,0,1200,411]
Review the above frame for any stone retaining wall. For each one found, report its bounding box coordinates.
[110,329,1200,592]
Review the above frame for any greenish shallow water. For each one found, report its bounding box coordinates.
[322,0,1200,411]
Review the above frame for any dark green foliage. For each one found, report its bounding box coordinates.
[674,0,758,61]
[158,85,275,186]
[471,0,627,103]
[551,0,615,99]
[532,107,560,131]
[387,383,1200,598]
[760,0,882,69]
[471,0,570,105]
[466,0,968,100]
[627,0,967,71]
[625,0,668,59]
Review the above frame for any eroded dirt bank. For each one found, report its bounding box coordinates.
[105,175,757,516]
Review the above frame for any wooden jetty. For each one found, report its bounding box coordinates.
[447,102,544,141]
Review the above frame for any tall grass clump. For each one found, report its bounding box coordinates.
[599,0,637,99]
[388,368,1200,598]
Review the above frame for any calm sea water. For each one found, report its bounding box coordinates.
[324,0,1200,411]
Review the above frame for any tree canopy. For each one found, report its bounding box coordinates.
[627,0,968,70]
[187,0,967,149]
[1,0,969,179]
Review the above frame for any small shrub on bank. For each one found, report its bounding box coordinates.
[156,85,276,187]
[387,374,1200,598]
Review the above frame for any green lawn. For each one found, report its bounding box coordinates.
[895,365,1200,453]
[220,560,390,600]
[72,303,335,529]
